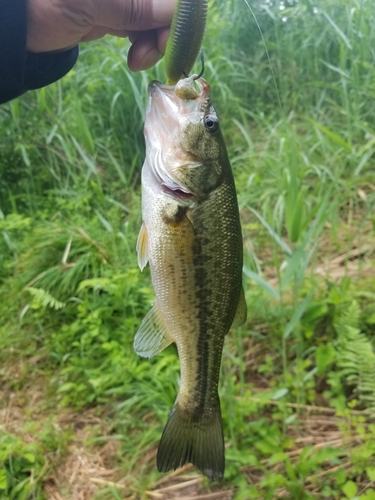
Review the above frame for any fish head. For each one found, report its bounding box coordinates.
[144,75,227,203]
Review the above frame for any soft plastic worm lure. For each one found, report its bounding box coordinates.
[164,0,208,85]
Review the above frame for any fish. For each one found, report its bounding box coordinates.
[164,0,208,85]
[135,74,247,481]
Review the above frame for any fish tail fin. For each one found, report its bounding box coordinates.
[156,398,224,481]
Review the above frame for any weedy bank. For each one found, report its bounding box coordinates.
[0,0,375,498]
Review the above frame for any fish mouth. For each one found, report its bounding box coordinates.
[145,76,210,139]
[147,81,178,128]
[144,75,210,204]
[148,75,210,104]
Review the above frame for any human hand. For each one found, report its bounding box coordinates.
[26,0,176,71]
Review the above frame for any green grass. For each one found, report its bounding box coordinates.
[1,0,375,498]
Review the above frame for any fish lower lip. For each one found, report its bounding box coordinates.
[148,81,161,94]
[162,185,194,201]
[148,80,173,96]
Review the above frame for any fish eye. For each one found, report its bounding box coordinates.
[204,114,219,133]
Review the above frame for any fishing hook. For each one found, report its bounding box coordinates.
[183,50,205,80]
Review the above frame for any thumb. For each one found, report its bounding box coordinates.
[93,0,176,31]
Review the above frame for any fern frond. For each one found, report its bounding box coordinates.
[334,301,375,413]
[27,287,66,311]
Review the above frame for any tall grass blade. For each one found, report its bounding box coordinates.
[243,266,280,299]
[247,207,292,256]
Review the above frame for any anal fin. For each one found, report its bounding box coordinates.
[134,302,173,358]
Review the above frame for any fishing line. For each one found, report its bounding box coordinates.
[242,0,283,114]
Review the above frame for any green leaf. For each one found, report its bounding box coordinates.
[366,467,375,482]
[247,206,292,256]
[315,344,336,375]
[268,452,288,465]
[0,469,6,490]
[57,382,77,393]
[360,489,375,500]
[366,313,375,325]
[271,388,289,400]
[23,453,36,463]
[283,292,313,339]
[286,189,305,243]
[302,302,329,324]
[243,266,280,299]
[310,120,352,152]
[26,287,65,310]
[342,480,358,499]
[320,10,353,49]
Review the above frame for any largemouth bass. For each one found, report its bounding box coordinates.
[135,75,247,481]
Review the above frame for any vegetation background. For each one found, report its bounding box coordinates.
[1,0,375,498]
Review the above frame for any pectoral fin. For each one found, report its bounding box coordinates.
[163,205,201,259]
[136,222,149,271]
[134,302,174,358]
[231,287,247,328]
